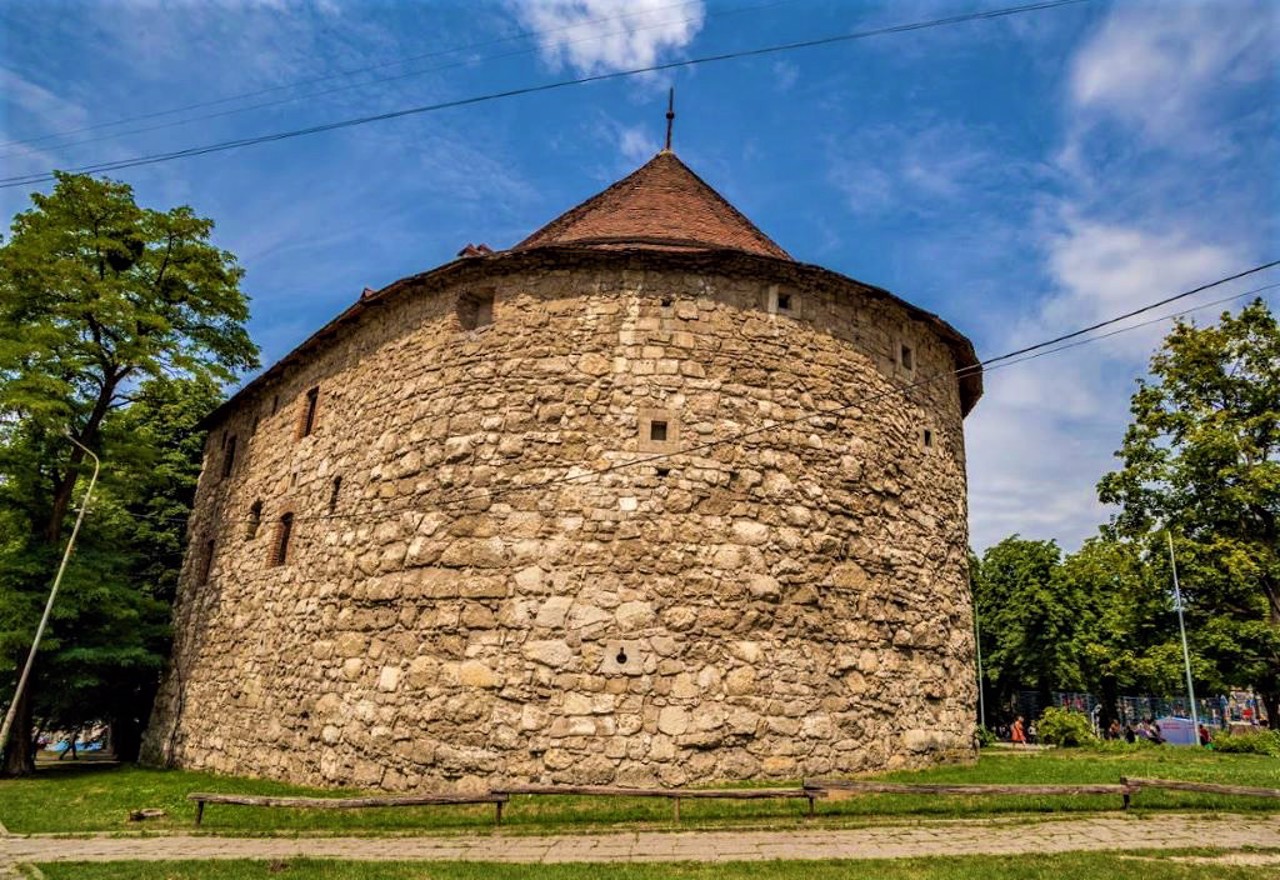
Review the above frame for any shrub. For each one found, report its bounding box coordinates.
[976,726,998,748]
[1036,707,1097,747]
[1211,729,1280,756]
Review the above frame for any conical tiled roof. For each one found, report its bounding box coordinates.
[514,151,791,260]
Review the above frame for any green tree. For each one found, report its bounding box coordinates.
[0,172,257,774]
[1057,536,1199,725]
[972,536,1077,715]
[37,375,224,760]
[1098,298,1280,729]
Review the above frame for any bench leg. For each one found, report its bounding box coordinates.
[194,801,205,827]
[808,796,815,818]
[1122,792,1131,811]
[673,797,681,823]
[495,800,504,827]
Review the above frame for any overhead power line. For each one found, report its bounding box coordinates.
[0,0,793,159]
[115,260,1278,528]
[0,0,1090,189]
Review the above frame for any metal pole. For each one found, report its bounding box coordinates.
[1167,530,1200,736]
[0,435,101,761]
[974,608,986,730]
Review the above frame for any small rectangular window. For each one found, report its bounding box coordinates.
[271,513,294,567]
[777,292,792,312]
[329,476,342,515]
[649,420,668,442]
[198,539,215,583]
[458,290,495,330]
[299,387,319,438]
[221,435,237,479]
[901,344,914,371]
[246,500,263,540]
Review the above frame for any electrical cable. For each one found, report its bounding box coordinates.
[0,0,711,153]
[0,0,795,160]
[0,0,1091,189]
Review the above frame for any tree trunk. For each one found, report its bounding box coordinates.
[1100,677,1120,729]
[1,684,36,777]
[1261,690,1279,732]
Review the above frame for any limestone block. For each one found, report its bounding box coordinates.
[514,565,547,592]
[731,520,770,546]
[724,667,757,696]
[614,601,654,631]
[534,596,572,628]
[457,661,498,688]
[407,656,439,688]
[522,640,575,669]
[441,538,506,569]
[578,352,611,376]
[745,574,780,600]
[567,603,612,631]
[378,666,401,692]
[657,706,690,736]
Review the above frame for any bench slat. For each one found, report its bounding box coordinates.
[1121,777,1280,799]
[803,781,1131,796]
[493,785,823,799]
[187,792,507,809]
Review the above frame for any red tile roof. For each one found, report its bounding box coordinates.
[515,150,792,260]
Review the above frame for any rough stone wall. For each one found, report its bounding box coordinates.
[143,255,977,790]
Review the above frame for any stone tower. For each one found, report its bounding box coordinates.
[143,149,983,790]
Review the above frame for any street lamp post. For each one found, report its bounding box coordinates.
[975,610,986,731]
[1167,530,1200,736]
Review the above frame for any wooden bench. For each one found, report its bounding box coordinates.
[493,784,826,821]
[186,792,509,827]
[804,779,1137,809]
[1122,777,1280,800]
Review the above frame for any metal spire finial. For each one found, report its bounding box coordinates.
[664,87,675,152]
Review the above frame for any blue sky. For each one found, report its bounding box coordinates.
[1,0,1276,550]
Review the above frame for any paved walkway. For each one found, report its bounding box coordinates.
[3,814,1279,865]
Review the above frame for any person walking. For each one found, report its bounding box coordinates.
[1010,715,1026,746]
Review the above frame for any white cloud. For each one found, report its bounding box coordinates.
[1039,215,1245,347]
[617,123,657,164]
[772,61,798,92]
[510,0,705,75]
[827,119,1037,219]
[964,2,1275,552]
[966,215,1250,549]
[1068,1,1274,151]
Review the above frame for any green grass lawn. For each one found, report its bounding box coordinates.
[2,746,1276,837]
[32,851,1280,880]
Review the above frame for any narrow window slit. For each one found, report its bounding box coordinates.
[271,513,294,567]
[246,500,263,539]
[329,476,342,515]
[221,435,237,479]
[299,387,319,438]
[198,539,215,583]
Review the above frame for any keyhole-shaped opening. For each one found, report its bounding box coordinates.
[616,649,628,665]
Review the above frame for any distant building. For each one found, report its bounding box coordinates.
[144,147,983,790]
